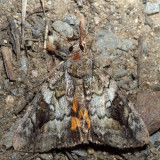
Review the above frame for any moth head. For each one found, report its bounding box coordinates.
[66,43,92,78]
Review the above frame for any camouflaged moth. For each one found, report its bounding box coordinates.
[13,13,149,152]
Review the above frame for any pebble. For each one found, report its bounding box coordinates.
[32,27,41,39]
[52,21,74,38]
[113,69,128,78]
[129,80,138,89]
[93,30,118,54]
[0,82,3,89]
[4,79,9,89]
[0,59,3,71]
[48,0,51,5]
[150,131,160,147]
[87,147,95,155]
[25,21,32,28]
[39,153,53,160]
[3,39,7,43]
[76,0,83,7]
[141,41,149,53]
[0,0,7,3]
[48,32,59,44]
[12,151,23,160]
[65,14,79,27]
[3,112,7,118]
[5,95,14,104]
[25,40,33,47]
[71,148,88,157]
[11,88,17,95]
[144,2,160,15]
[0,89,5,95]
[21,56,28,75]
[53,153,68,160]
[143,148,150,156]
[117,39,134,52]
[157,0,160,4]
[31,70,38,77]
[92,30,119,68]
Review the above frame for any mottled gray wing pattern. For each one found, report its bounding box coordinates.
[13,64,149,152]
[88,70,149,148]
[13,63,82,152]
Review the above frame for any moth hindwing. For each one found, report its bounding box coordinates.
[13,13,149,152]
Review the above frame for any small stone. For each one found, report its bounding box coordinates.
[113,69,128,78]
[5,95,14,104]
[52,21,73,38]
[3,39,8,43]
[157,0,160,4]
[77,0,83,7]
[0,0,8,3]
[25,40,33,47]
[65,14,79,27]
[145,16,154,28]
[17,77,22,82]
[40,153,53,160]
[93,30,118,54]
[11,89,17,95]
[21,56,28,75]
[31,70,38,77]
[142,0,147,4]
[4,79,9,89]
[3,112,7,118]
[12,151,23,160]
[144,2,160,15]
[117,39,134,52]
[0,82,2,89]
[32,27,41,38]
[53,152,67,160]
[150,131,160,147]
[0,89,5,95]
[48,0,51,5]
[94,16,100,24]
[92,30,119,68]
[71,148,88,157]
[87,147,94,155]
[129,80,138,89]
[143,148,150,156]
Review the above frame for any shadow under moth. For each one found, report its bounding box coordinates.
[13,13,149,152]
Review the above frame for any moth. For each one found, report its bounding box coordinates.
[13,13,149,152]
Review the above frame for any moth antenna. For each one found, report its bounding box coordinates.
[82,12,113,42]
[76,12,87,51]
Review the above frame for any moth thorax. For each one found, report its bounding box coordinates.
[67,55,92,78]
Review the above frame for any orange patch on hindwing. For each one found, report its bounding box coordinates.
[71,95,90,131]
[71,117,81,131]
[72,94,78,112]
[83,109,91,130]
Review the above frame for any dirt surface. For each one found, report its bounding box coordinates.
[0,0,160,159]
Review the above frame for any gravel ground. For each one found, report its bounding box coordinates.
[0,0,160,159]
